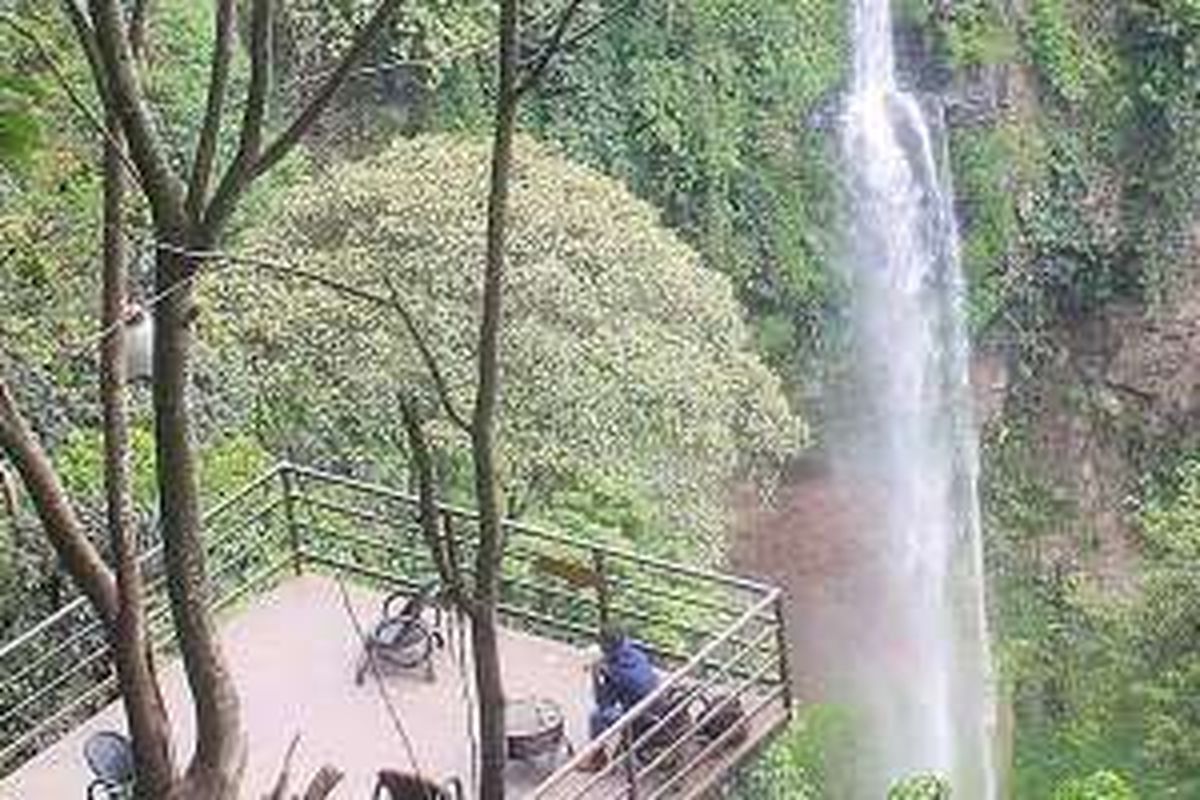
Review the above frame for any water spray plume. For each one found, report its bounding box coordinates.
[830,0,999,794]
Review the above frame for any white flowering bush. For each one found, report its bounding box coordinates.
[207,135,802,556]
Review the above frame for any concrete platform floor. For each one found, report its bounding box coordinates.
[0,575,595,799]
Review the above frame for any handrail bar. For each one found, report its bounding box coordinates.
[627,624,776,765]
[200,464,284,521]
[633,653,779,783]
[646,685,787,800]
[281,462,775,596]
[528,586,781,798]
[568,622,779,797]
[0,597,91,663]
[0,466,284,662]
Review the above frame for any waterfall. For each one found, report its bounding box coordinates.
[831,0,998,794]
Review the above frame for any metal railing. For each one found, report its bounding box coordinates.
[530,587,791,799]
[0,463,792,796]
[0,468,288,774]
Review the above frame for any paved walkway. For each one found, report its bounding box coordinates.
[0,575,594,799]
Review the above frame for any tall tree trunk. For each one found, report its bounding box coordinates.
[469,600,505,799]
[153,241,245,800]
[471,2,521,797]
[43,2,411,795]
[0,379,119,625]
[100,110,177,799]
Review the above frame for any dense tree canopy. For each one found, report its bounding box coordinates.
[443,0,848,381]
[207,135,802,556]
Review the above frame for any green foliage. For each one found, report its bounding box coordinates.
[1121,0,1200,137]
[950,125,1023,330]
[942,0,1200,337]
[888,773,952,799]
[279,0,493,84]
[1026,0,1092,104]
[52,425,272,514]
[982,418,1076,543]
[986,429,1200,796]
[214,135,802,557]
[199,434,274,505]
[0,73,44,173]
[1138,453,1200,559]
[725,706,851,799]
[437,0,847,384]
[0,12,103,373]
[1118,0,1200,288]
[1052,770,1138,800]
[57,424,159,508]
[937,0,1019,69]
[1134,643,1200,781]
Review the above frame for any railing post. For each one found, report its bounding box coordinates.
[772,592,793,715]
[591,547,610,634]
[280,465,302,575]
[622,726,640,800]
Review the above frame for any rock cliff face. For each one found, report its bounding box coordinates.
[915,0,1200,579]
[1011,231,1200,577]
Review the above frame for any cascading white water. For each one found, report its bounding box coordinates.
[834,0,998,794]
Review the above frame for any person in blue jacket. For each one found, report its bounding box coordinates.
[581,626,659,771]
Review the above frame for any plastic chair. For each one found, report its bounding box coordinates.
[372,770,463,799]
[83,731,134,800]
[356,580,445,684]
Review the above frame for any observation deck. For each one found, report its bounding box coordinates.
[0,465,791,798]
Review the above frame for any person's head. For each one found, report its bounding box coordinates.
[599,625,626,657]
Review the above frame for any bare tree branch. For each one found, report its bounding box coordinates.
[156,243,471,432]
[515,0,587,97]
[56,0,110,101]
[397,389,459,598]
[262,734,301,800]
[557,0,637,56]
[85,0,187,228]
[1,11,138,179]
[300,766,343,800]
[202,0,407,235]
[381,273,470,432]
[469,2,523,795]
[186,0,237,222]
[260,736,341,800]
[1,461,19,536]
[237,0,274,162]
[201,0,272,228]
[0,377,119,628]
[254,0,402,172]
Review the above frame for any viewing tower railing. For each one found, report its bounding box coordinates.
[0,463,792,798]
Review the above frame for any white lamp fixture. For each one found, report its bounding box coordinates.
[124,303,153,382]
